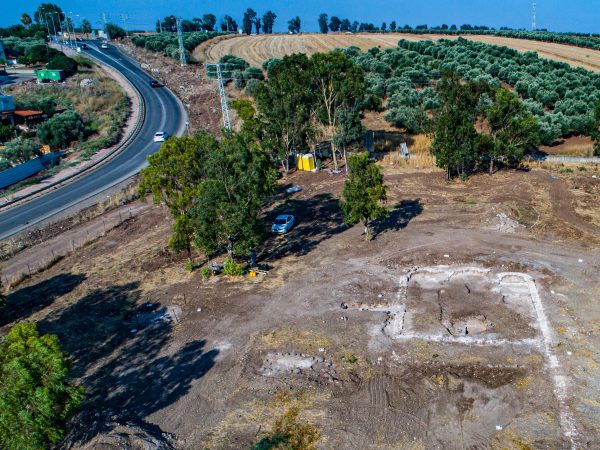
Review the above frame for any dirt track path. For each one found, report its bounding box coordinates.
[197,33,600,73]
[2,202,151,284]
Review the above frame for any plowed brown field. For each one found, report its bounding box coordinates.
[195,33,600,73]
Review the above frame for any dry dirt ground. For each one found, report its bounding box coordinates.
[3,161,600,449]
[196,33,600,74]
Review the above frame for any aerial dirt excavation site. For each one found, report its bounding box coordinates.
[2,13,600,450]
[3,165,600,449]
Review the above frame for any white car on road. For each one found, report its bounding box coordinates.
[101,42,108,49]
[153,132,169,143]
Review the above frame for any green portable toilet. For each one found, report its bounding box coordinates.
[34,69,64,82]
[34,69,47,81]
[47,69,64,81]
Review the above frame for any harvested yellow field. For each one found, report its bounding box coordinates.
[195,33,600,73]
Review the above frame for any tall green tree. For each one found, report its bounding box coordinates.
[254,17,262,35]
[20,13,32,28]
[0,322,84,450]
[202,14,217,31]
[288,16,301,34]
[262,11,277,34]
[485,88,539,173]
[329,16,341,32]
[220,15,238,32]
[243,9,257,35]
[333,107,366,172]
[254,53,315,173]
[341,152,387,240]
[104,23,127,39]
[318,14,328,34]
[390,21,397,32]
[192,132,276,258]
[430,73,486,179]
[80,19,92,37]
[161,15,177,32]
[139,134,218,259]
[34,3,64,25]
[310,51,366,169]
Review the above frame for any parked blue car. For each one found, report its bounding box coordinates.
[271,214,295,234]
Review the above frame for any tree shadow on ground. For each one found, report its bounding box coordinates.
[372,199,423,236]
[262,193,347,261]
[2,273,87,327]
[38,282,141,377]
[39,282,218,446]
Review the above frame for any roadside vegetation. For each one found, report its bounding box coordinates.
[3,70,129,169]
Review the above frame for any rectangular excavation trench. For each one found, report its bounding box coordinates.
[342,265,579,448]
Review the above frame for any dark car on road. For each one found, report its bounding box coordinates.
[149,80,161,88]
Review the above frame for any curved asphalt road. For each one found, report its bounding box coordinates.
[0,42,187,240]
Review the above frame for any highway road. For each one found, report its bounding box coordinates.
[0,42,187,240]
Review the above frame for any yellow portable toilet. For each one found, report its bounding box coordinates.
[299,153,315,171]
[302,154,315,171]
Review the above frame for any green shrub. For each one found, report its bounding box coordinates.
[223,257,244,276]
[219,54,249,70]
[0,125,14,143]
[2,138,41,166]
[37,110,85,148]
[200,267,212,279]
[46,54,78,76]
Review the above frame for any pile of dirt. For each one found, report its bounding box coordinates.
[116,42,224,135]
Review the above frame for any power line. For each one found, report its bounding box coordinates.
[176,17,187,66]
[120,13,129,33]
[205,63,237,130]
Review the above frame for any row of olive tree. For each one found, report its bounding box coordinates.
[344,39,600,146]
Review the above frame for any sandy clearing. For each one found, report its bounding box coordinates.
[197,33,600,73]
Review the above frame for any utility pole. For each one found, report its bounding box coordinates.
[55,12,66,47]
[205,63,232,130]
[65,16,74,46]
[102,13,110,40]
[47,13,62,49]
[158,18,163,33]
[176,17,187,66]
[43,14,52,43]
[120,13,129,34]
[532,1,537,31]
